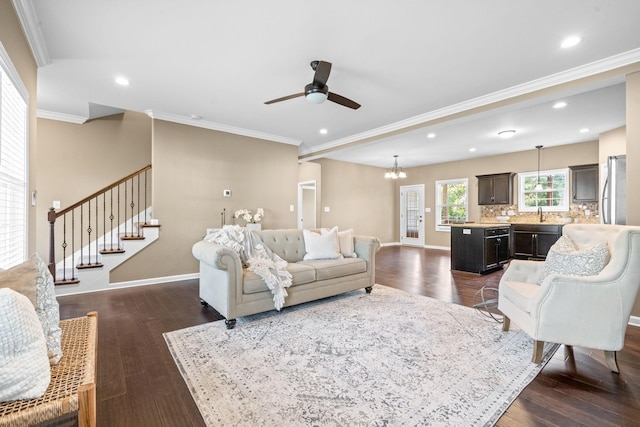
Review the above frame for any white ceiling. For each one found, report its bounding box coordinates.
[17,0,640,168]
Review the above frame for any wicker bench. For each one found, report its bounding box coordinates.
[0,312,98,427]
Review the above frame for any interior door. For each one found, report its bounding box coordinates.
[400,184,425,246]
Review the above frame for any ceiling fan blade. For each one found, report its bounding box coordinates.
[327,92,361,110]
[312,61,332,87]
[264,93,305,105]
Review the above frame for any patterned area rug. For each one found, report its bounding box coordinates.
[164,285,557,426]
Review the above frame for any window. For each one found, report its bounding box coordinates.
[518,168,569,212]
[435,178,468,232]
[0,44,29,269]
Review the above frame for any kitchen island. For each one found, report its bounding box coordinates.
[450,223,511,274]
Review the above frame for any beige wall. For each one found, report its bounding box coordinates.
[627,72,640,227]
[599,126,626,164]
[314,159,396,242]
[625,73,640,316]
[110,119,299,281]
[35,112,152,257]
[0,1,38,254]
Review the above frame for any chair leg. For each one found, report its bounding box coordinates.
[532,340,544,364]
[502,316,510,331]
[604,350,620,374]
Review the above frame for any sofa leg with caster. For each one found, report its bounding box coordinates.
[365,286,373,294]
[225,319,236,329]
[200,299,209,307]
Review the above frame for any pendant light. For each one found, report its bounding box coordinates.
[535,145,543,191]
[384,155,407,179]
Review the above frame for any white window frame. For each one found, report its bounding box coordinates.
[517,168,570,213]
[435,178,468,232]
[0,42,29,269]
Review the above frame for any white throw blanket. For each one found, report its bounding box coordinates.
[203,225,292,310]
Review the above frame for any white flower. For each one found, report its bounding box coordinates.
[233,208,264,224]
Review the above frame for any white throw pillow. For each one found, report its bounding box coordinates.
[539,235,610,284]
[303,227,343,260]
[322,227,357,258]
[0,288,51,401]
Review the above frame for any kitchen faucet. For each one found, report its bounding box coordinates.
[538,206,544,222]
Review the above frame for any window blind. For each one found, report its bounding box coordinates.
[0,48,28,269]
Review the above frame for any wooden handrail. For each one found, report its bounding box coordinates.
[54,165,152,218]
[48,164,152,283]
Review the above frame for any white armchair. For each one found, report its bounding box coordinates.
[498,224,640,373]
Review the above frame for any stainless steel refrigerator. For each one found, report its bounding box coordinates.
[601,155,626,225]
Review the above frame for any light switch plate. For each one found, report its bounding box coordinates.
[53,200,61,209]
[323,206,330,213]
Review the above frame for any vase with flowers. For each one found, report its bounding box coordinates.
[234,208,264,230]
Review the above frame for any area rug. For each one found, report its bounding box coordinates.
[164,285,558,426]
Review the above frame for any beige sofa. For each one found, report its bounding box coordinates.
[192,228,381,328]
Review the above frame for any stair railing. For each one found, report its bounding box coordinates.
[48,165,152,284]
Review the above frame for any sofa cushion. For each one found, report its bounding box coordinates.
[0,254,63,365]
[539,235,610,284]
[0,288,51,401]
[501,280,541,314]
[243,262,316,295]
[255,229,306,263]
[322,227,357,258]
[297,257,367,281]
[303,227,342,260]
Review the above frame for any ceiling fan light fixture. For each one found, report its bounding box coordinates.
[305,84,328,104]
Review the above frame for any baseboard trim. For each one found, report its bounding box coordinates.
[57,273,199,296]
[629,315,640,328]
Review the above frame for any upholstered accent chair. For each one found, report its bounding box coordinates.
[498,224,640,373]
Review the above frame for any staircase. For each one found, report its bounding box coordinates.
[48,165,159,296]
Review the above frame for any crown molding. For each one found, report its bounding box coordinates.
[299,48,640,157]
[37,109,87,124]
[12,0,51,67]
[146,111,302,146]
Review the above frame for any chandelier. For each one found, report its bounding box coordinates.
[384,155,407,179]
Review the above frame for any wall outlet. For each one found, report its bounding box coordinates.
[425,207,431,213]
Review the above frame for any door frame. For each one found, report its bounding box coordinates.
[297,180,316,229]
[400,184,425,247]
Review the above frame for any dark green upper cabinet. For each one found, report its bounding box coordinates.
[477,173,515,205]
[569,164,599,203]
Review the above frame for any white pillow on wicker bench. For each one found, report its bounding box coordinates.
[0,288,51,401]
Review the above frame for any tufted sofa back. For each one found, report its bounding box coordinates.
[255,229,307,263]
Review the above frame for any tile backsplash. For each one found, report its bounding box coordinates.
[480,203,600,224]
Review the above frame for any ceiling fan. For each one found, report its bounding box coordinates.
[264,60,361,110]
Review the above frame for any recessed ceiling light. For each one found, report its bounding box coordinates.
[561,36,582,49]
[319,128,328,135]
[115,76,130,86]
[469,147,476,152]
[579,128,590,133]
[552,101,567,109]
[498,130,516,139]
[427,133,436,139]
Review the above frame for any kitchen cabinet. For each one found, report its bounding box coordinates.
[569,164,599,203]
[451,225,510,274]
[477,173,515,205]
[511,224,563,260]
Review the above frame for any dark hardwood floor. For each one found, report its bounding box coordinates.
[57,246,640,427]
